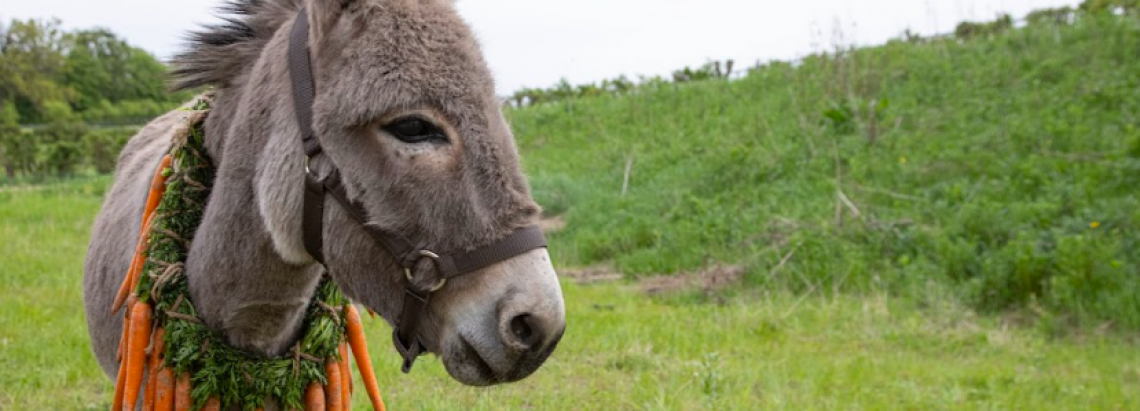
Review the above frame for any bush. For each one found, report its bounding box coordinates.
[1080,0,1140,14]
[0,100,19,126]
[31,121,88,176]
[955,14,1015,39]
[82,127,136,173]
[35,138,84,176]
[0,124,29,178]
[0,123,135,179]
[1027,7,1076,25]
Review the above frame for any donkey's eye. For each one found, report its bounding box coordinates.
[383,117,447,144]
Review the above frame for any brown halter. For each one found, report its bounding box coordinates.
[287,9,548,373]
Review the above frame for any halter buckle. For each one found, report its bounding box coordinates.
[304,155,318,178]
[403,250,447,292]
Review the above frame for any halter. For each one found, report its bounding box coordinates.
[286,9,548,373]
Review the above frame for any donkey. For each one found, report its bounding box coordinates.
[83,0,566,396]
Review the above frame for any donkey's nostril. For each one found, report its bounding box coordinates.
[507,314,541,349]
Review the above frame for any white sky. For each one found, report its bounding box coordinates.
[0,0,1080,94]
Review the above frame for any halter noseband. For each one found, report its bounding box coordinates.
[286,9,548,373]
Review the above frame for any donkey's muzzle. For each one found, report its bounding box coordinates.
[437,248,566,386]
[491,296,566,383]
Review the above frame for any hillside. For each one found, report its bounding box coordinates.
[510,13,1140,330]
[3,180,1137,409]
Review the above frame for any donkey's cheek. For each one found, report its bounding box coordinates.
[254,130,311,265]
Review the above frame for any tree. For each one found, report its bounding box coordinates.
[1080,0,1140,13]
[0,18,74,123]
[63,29,167,111]
[0,99,20,178]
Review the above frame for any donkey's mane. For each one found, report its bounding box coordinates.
[172,0,300,91]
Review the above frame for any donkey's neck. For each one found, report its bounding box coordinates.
[183,44,324,357]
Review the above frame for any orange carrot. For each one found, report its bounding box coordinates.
[127,213,157,288]
[143,375,155,411]
[117,312,131,362]
[123,302,153,411]
[339,343,352,405]
[111,358,127,411]
[116,294,140,367]
[145,155,172,216]
[344,305,386,411]
[143,327,166,411]
[201,397,221,411]
[110,238,143,314]
[325,361,344,411]
[114,302,132,411]
[305,382,326,411]
[154,368,175,411]
[173,373,192,411]
[111,213,157,314]
[112,154,170,314]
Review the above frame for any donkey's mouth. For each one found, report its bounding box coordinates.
[452,335,499,385]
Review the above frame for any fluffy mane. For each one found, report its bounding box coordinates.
[171,0,300,91]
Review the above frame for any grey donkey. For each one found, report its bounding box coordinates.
[82,0,566,405]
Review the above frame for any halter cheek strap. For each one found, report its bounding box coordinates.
[286,9,548,373]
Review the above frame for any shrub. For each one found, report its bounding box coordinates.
[1027,7,1076,25]
[82,127,136,173]
[31,121,88,176]
[0,124,29,178]
[0,122,135,179]
[955,14,1015,39]
[1080,0,1140,14]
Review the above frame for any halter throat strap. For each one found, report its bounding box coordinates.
[286,9,548,373]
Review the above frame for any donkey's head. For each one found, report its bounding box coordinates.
[175,0,564,386]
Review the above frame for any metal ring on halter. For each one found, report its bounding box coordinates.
[403,250,447,292]
[304,155,314,175]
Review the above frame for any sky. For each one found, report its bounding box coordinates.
[0,0,1081,95]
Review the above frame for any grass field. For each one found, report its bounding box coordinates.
[2,178,1138,410]
[511,13,1140,330]
[5,10,1140,411]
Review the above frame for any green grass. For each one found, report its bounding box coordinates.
[2,178,1138,410]
[0,177,113,410]
[512,14,1140,330]
[6,12,1140,411]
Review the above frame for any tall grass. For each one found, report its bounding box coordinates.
[1,181,1137,409]
[511,14,1140,331]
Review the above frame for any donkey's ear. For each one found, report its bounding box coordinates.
[305,0,355,41]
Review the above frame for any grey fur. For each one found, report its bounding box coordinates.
[84,0,563,403]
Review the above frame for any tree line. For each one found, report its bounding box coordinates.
[1,0,1133,179]
[954,1,1139,39]
[0,18,194,179]
[506,60,738,109]
[0,18,191,125]
[507,0,1138,110]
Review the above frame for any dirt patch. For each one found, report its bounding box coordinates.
[560,265,624,284]
[538,216,567,234]
[560,262,748,294]
[640,264,747,295]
